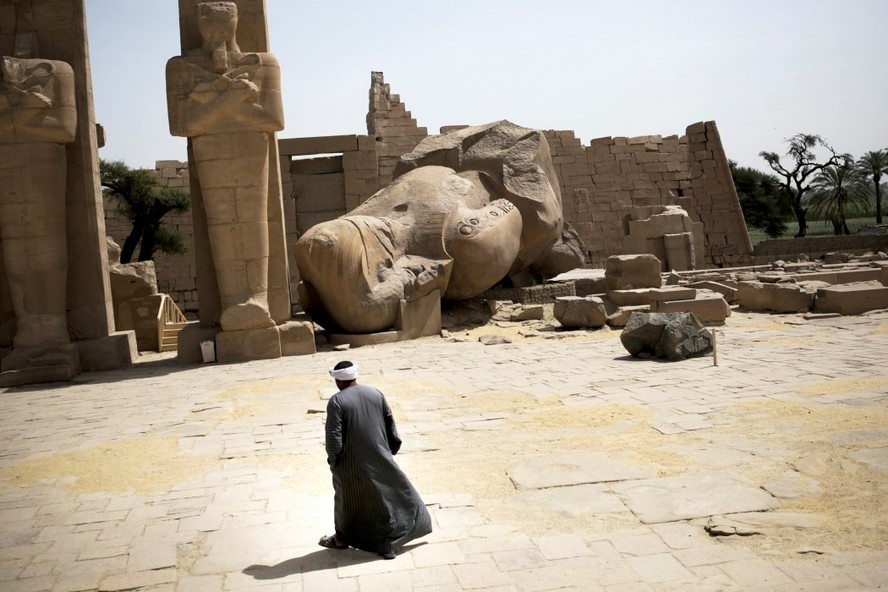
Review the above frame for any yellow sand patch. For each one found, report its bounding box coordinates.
[0,437,219,495]
[715,399,888,551]
[795,377,888,396]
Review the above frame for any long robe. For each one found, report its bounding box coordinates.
[325,384,432,555]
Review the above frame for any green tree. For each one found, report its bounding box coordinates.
[759,133,850,237]
[100,159,191,263]
[856,149,888,225]
[729,160,789,238]
[807,164,869,235]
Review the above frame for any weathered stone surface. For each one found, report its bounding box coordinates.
[528,223,587,280]
[479,335,511,345]
[605,254,662,290]
[297,121,565,335]
[507,452,659,490]
[649,286,697,302]
[0,344,80,387]
[109,262,158,299]
[611,471,778,523]
[620,311,712,360]
[847,447,888,471]
[76,332,137,372]
[607,288,656,306]
[688,280,737,301]
[606,305,649,327]
[513,484,628,516]
[553,296,606,328]
[763,471,822,499]
[278,320,315,357]
[735,281,815,313]
[814,281,888,315]
[177,324,221,365]
[510,305,545,321]
[651,294,731,324]
[548,268,605,296]
[706,512,821,536]
[215,327,282,364]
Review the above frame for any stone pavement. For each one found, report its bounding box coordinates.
[0,310,887,591]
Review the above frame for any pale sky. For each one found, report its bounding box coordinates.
[85,0,888,171]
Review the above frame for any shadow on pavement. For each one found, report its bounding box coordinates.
[243,542,428,579]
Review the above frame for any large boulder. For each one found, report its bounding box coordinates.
[554,296,607,329]
[620,311,712,361]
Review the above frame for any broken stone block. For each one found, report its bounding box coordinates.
[510,305,544,321]
[648,286,697,302]
[607,288,657,306]
[606,305,650,327]
[553,296,607,329]
[651,294,731,324]
[605,254,662,291]
[620,311,712,361]
[688,280,736,301]
[278,320,316,356]
[814,281,888,315]
[735,281,815,313]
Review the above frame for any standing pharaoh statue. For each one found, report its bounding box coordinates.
[0,54,77,350]
[166,1,284,331]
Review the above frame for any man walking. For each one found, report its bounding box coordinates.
[319,361,432,559]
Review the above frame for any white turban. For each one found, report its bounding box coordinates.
[329,363,358,381]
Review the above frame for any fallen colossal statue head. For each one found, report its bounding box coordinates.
[295,121,583,334]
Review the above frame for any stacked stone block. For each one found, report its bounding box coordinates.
[367,71,428,188]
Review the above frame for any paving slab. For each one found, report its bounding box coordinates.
[511,483,628,516]
[506,452,659,490]
[610,471,779,523]
[0,310,887,590]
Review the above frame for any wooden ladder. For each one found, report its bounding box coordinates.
[157,295,188,352]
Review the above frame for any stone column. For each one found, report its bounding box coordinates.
[168,1,306,363]
[0,0,136,386]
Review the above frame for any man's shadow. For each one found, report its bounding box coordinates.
[243,543,427,580]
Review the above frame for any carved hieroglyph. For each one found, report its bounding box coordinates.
[295,121,568,334]
[166,1,284,331]
[0,55,76,348]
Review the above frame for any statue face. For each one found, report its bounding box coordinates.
[197,4,238,48]
[198,15,236,47]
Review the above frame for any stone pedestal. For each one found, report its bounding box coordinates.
[0,344,80,388]
[76,333,138,372]
[328,291,441,348]
[215,326,281,363]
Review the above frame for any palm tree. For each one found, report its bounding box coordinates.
[856,149,888,224]
[808,164,869,235]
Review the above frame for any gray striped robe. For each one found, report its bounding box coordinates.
[325,384,432,555]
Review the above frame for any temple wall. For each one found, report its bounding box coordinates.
[545,121,752,268]
[367,71,428,189]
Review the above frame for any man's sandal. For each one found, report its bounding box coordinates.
[318,534,348,549]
